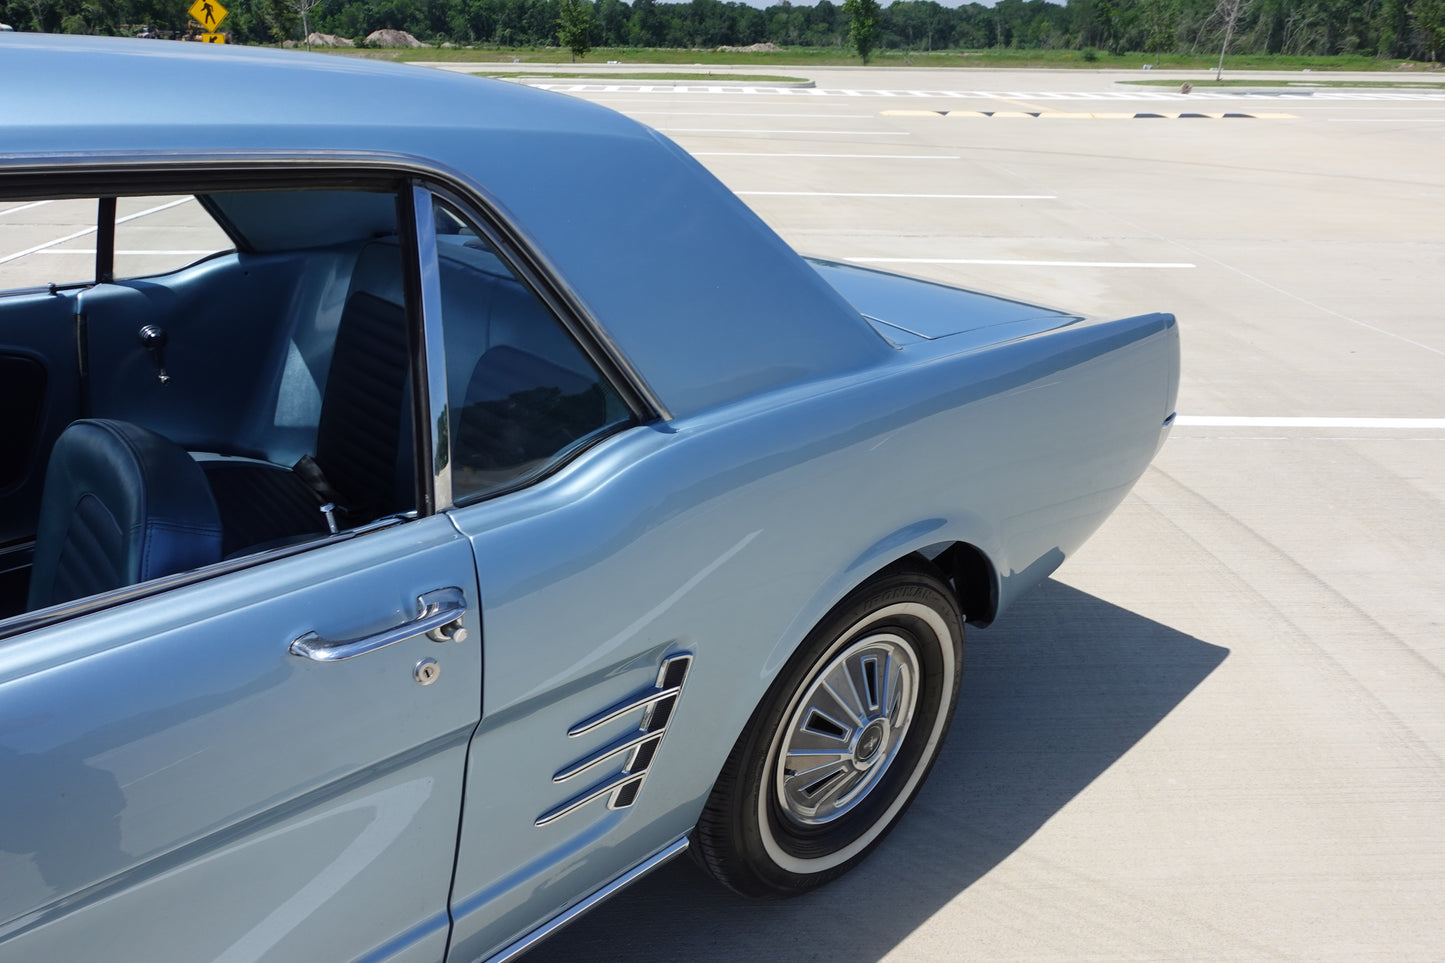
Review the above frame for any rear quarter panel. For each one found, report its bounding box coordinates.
[447,309,1177,959]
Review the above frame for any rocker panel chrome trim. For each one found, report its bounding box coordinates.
[477,836,689,963]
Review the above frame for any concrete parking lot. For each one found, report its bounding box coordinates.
[6,61,1438,961]
[460,65,1444,961]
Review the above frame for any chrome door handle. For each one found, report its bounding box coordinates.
[290,586,469,662]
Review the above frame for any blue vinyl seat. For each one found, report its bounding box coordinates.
[27,419,223,610]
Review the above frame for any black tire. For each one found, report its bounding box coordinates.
[692,560,964,897]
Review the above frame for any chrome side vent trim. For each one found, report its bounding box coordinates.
[536,653,692,828]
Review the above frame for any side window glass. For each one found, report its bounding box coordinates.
[1,184,410,626]
[432,197,632,502]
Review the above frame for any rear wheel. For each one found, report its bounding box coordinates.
[693,562,964,897]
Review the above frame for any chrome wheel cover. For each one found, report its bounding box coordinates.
[772,632,921,826]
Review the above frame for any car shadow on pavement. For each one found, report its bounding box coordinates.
[521,578,1228,962]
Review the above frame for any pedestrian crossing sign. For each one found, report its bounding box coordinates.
[188,0,227,29]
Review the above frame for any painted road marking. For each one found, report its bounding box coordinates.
[882,109,1296,119]
[536,84,1445,102]
[736,192,1056,199]
[34,250,218,256]
[658,128,910,135]
[848,257,1196,269]
[0,201,54,218]
[631,111,879,118]
[0,198,194,266]
[1175,416,1445,429]
[691,152,959,159]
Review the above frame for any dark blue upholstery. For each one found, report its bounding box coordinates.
[192,235,415,556]
[199,459,327,557]
[27,420,223,611]
[312,289,412,524]
[196,286,412,554]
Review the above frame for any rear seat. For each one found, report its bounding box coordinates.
[199,240,414,556]
[76,234,602,563]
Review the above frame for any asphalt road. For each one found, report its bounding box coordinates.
[448,65,1443,961]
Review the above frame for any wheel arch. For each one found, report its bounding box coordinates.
[691,548,971,895]
[928,540,1000,627]
[842,541,999,628]
[754,535,998,707]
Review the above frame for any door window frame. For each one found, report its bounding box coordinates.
[0,157,661,640]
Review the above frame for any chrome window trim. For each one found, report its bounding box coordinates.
[422,179,663,425]
[421,181,650,508]
[0,517,409,643]
[399,184,453,514]
[447,422,635,511]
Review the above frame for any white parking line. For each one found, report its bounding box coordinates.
[660,128,910,135]
[0,200,53,218]
[631,112,878,118]
[848,257,1196,268]
[1175,416,1445,429]
[541,84,1445,102]
[737,192,1056,199]
[0,198,193,266]
[692,152,959,159]
[35,250,216,256]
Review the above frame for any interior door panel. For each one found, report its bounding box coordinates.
[82,252,329,462]
[0,289,81,548]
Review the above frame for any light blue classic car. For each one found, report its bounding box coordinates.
[0,35,1178,963]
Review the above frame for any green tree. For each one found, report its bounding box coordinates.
[556,0,592,61]
[593,0,625,44]
[767,0,802,44]
[1416,0,1445,60]
[842,0,878,62]
[1141,0,1178,64]
[626,0,661,45]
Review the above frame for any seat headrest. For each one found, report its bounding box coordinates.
[28,420,223,611]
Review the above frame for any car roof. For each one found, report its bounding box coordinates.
[2,34,634,136]
[0,35,884,418]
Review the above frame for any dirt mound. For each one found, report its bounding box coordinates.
[365,29,424,47]
[717,42,780,53]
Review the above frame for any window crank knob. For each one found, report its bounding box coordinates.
[138,324,171,385]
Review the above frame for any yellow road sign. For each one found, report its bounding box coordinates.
[198,31,226,42]
[188,0,227,29]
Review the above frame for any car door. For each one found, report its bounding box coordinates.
[0,178,482,963]
[0,521,481,963]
